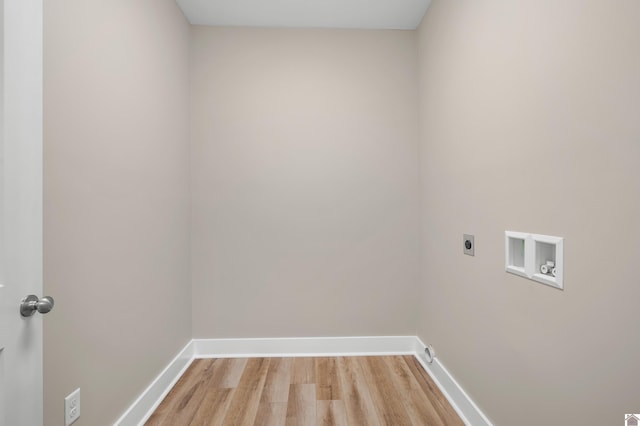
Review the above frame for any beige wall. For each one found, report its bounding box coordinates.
[41,2,640,424]
[190,27,421,338]
[417,1,640,425]
[43,1,191,425]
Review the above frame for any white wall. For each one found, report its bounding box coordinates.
[190,27,422,338]
[43,1,191,424]
[416,1,640,425]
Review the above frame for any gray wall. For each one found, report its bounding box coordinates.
[43,1,191,424]
[190,27,421,338]
[42,2,640,424]
[416,1,640,425]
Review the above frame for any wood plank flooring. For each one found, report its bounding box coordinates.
[145,356,464,426]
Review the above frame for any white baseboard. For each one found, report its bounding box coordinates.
[415,337,493,426]
[115,336,491,426]
[193,335,416,358]
[114,340,195,426]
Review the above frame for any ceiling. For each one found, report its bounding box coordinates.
[176,0,432,30]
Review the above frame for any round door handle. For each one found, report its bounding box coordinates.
[20,295,55,317]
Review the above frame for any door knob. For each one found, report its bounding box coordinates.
[20,295,55,317]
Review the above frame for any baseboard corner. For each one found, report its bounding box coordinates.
[114,340,195,426]
[414,338,493,426]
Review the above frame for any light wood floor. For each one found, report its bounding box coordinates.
[145,356,464,426]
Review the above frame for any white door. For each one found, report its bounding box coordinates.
[0,0,44,425]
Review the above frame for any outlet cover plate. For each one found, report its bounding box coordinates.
[65,388,80,425]
[463,234,475,256]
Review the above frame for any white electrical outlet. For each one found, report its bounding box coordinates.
[65,388,81,425]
